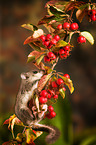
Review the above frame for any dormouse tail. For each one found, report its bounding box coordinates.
[32,123,60,144]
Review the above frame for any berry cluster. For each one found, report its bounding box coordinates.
[39,74,70,119]
[40,34,60,49]
[88,9,96,21]
[59,45,71,59]
[57,22,79,31]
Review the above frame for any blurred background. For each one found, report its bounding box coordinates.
[0,0,96,144]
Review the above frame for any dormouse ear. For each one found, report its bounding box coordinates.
[21,73,26,80]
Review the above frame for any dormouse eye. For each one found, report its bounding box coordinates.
[26,75,29,79]
[33,71,38,74]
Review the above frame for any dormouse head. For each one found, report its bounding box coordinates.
[20,70,44,82]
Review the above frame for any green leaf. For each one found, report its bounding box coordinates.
[59,88,65,99]
[27,56,35,63]
[79,3,89,10]
[81,31,94,45]
[21,24,38,31]
[38,74,52,92]
[80,135,96,145]
[36,55,44,65]
[59,75,74,94]
[55,40,69,47]
[29,42,41,52]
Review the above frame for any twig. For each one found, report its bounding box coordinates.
[51,57,59,70]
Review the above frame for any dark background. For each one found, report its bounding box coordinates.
[0,0,96,144]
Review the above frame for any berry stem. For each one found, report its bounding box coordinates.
[51,57,59,70]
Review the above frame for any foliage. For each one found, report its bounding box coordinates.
[3,0,96,145]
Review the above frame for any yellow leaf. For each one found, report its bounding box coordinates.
[81,31,94,45]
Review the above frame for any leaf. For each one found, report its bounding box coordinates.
[16,133,25,143]
[55,40,69,47]
[25,129,43,143]
[3,119,9,125]
[79,3,89,10]
[59,75,74,94]
[24,36,33,45]
[76,9,85,22]
[38,15,56,25]
[81,31,94,45]
[2,141,12,145]
[25,129,35,144]
[29,42,41,52]
[27,51,44,63]
[21,24,38,31]
[27,56,35,63]
[49,6,64,15]
[36,55,44,65]
[80,135,96,145]
[38,74,52,92]
[33,29,44,38]
[59,88,65,99]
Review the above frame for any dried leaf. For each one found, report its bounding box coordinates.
[2,141,12,145]
[16,133,25,143]
[38,74,52,92]
[21,24,38,31]
[59,75,74,94]
[81,31,94,45]
[76,9,85,22]
[33,29,44,38]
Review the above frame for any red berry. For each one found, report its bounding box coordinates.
[57,24,62,30]
[47,43,52,49]
[63,45,70,51]
[48,105,54,112]
[40,35,46,42]
[51,55,56,60]
[63,22,70,29]
[54,35,60,41]
[63,74,70,79]
[53,94,58,99]
[62,87,66,91]
[47,52,55,58]
[52,81,58,88]
[65,50,69,56]
[49,111,56,118]
[77,36,86,43]
[50,39,57,45]
[43,40,50,46]
[40,90,48,97]
[91,9,96,15]
[39,97,47,104]
[47,93,51,99]
[70,23,79,30]
[44,56,50,62]
[46,34,52,40]
[59,49,65,55]
[91,15,96,21]
[57,78,64,85]
[46,113,52,119]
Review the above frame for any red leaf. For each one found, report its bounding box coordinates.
[2,141,12,145]
[38,74,52,92]
[3,119,9,125]
[24,36,33,45]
